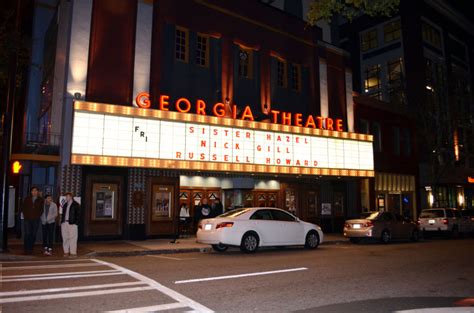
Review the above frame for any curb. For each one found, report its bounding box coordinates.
[0,240,350,260]
[86,240,349,257]
[86,247,212,257]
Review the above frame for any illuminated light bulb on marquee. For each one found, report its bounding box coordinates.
[135,92,344,132]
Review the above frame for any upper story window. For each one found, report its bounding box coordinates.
[196,34,209,67]
[384,19,401,43]
[277,59,287,88]
[361,29,378,52]
[290,63,301,92]
[422,21,442,49]
[238,47,253,79]
[388,59,403,84]
[449,36,468,63]
[372,122,382,152]
[388,59,405,104]
[175,27,188,62]
[364,64,381,93]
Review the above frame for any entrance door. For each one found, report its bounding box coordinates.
[85,175,124,237]
[180,188,221,232]
[254,191,278,207]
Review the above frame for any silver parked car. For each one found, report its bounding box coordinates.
[344,211,420,244]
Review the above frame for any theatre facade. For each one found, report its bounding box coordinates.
[53,0,374,239]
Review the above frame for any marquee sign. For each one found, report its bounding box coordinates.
[71,101,374,177]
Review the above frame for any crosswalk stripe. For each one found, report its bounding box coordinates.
[0,281,145,297]
[0,259,91,265]
[2,269,119,279]
[91,259,214,313]
[1,271,126,282]
[2,263,104,270]
[0,286,155,304]
[105,302,188,312]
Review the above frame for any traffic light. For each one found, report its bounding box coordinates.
[12,161,22,174]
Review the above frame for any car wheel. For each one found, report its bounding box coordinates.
[240,232,259,253]
[305,231,320,249]
[381,230,391,244]
[349,237,361,244]
[211,243,228,252]
[410,229,420,242]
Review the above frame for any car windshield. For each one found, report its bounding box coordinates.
[218,208,251,218]
[364,212,381,220]
[420,210,444,218]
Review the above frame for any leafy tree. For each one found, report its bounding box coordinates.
[306,0,400,24]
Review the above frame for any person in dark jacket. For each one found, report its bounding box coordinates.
[195,198,212,225]
[61,192,80,257]
[21,187,44,254]
[211,198,224,217]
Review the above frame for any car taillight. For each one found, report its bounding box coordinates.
[471,217,474,222]
[216,222,234,229]
[344,223,351,228]
[443,218,449,225]
[363,221,373,228]
[198,223,203,229]
[417,219,421,225]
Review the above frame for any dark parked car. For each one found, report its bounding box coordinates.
[344,211,419,244]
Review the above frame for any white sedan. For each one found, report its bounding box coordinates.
[196,207,324,253]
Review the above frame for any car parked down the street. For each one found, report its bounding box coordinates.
[196,207,324,253]
[460,209,474,234]
[343,211,419,244]
[418,208,471,237]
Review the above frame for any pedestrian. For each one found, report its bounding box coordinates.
[20,186,44,254]
[61,192,80,257]
[195,198,212,222]
[41,194,58,256]
[212,198,223,217]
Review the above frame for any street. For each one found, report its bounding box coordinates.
[1,238,473,313]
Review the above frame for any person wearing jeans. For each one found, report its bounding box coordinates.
[41,195,58,256]
[61,192,80,257]
[21,187,44,254]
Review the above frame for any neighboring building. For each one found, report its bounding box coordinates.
[354,95,418,218]
[337,0,474,212]
[13,0,375,240]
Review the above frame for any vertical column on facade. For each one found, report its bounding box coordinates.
[260,49,271,114]
[319,57,329,121]
[149,0,163,107]
[309,47,321,116]
[62,0,93,168]
[132,0,153,107]
[66,0,93,98]
[221,36,234,115]
[60,165,82,197]
[345,68,354,132]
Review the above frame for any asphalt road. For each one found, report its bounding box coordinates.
[1,238,473,313]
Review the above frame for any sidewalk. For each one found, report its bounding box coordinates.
[0,233,348,260]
